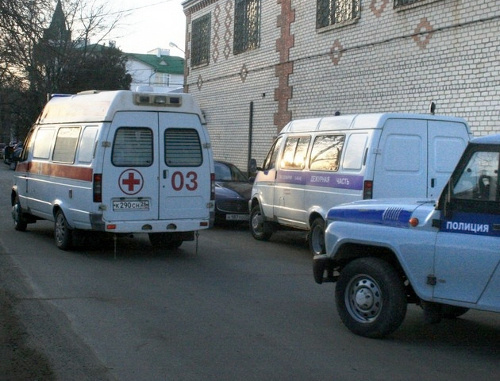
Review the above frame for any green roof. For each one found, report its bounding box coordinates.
[126,53,185,75]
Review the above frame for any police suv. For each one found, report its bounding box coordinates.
[313,134,500,338]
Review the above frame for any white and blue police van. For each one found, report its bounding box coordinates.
[313,134,500,338]
[12,90,215,250]
[249,113,472,255]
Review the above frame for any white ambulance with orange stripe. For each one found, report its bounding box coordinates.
[11,90,215,250]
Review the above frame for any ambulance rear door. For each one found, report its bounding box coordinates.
[158,112,211,221]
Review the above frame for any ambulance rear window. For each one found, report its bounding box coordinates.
[165,128,202,167]
[112,127,153,167]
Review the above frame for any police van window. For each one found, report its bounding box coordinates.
[33,128,56,160]
[165,128,202,167]
[342,133,367,170]
[262,136,282,171]
[53,127,81,163]
[281,136,311,170]
[310,134,345,171]
[112,127,153,167]
[77,126,98,164]
[454,151,499,202]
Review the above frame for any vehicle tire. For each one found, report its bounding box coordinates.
[335,257,407,338]
[441,305,469,319]
[250,204,272,241]
[308,217,325,256]
[148,233,183,249]
[55,210,72,250]
[12,199,27,232]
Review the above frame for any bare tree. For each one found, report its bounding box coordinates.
[0,0,129,141]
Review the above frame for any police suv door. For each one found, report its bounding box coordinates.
[433,146,500,305]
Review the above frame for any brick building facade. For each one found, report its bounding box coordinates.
[182,0,500,171]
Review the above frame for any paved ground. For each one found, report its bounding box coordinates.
[0,287,54,380]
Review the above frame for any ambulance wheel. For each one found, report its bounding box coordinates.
[335,257,407,338]
[148,233,183,249]
[250,205,272,241]
[12,199,27,232]
[309,217,325,256]
[55,210,72,250]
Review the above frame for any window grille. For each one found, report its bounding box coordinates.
[234,0,261,55]
[191,13,211,67]
[317,0,360,29]
[165,129,202,167]
[112,128,153,167]
[394,0,423,6]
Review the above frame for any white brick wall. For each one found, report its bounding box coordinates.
[185,0,500,168]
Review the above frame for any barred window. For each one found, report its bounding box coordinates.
[234,0,260,55]
[191,13,211,67]
[317,0,360,29]
[165,129,202,167]
[112,128,153,167]
[394,0,423,6]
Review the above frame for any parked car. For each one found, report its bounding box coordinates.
[313,134,500,338]
[214,161,253,225]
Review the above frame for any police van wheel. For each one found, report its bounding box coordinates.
[55,210,72,250]
[12,199,27,232]
[250,205,272,241]
[335,257,407,338]
[309,217,325,256]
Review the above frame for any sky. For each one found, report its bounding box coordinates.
[106,0,186,56]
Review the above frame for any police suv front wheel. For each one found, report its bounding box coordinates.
[335,257,407,338]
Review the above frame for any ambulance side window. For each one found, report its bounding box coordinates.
[53,127,81,163]
[112,127,153,167]
[77,126,98,164]
[33,128,56,160]
[165,128,202,167]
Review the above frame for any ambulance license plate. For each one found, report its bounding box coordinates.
[113,199,150,211]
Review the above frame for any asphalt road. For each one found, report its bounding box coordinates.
[0,164,499,380]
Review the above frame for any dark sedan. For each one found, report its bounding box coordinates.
[214,161,253,225]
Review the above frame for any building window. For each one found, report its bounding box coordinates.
[234,0,261,55]
[317,0,360,29]
[394,0,423,6]
[191,13,211,67]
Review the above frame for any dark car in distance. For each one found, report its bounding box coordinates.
[214,161,253,225]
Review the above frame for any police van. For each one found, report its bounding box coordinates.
[249,113,472,255]
[12,90,215,250]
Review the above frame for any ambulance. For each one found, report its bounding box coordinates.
[11,90,215,250]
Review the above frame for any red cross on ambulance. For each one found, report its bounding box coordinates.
[118,169,144,195]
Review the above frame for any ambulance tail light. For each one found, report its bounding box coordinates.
[363,180,373,199]
[93,173,102,202]
[210,173,215,200]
